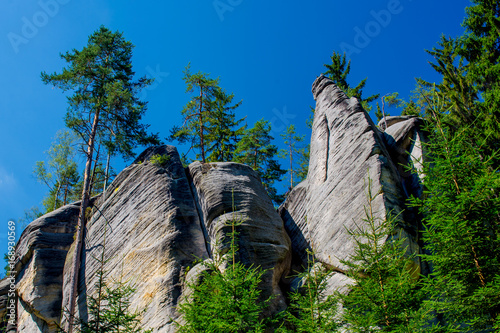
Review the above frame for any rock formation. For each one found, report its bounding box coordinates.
[4,76,427,332]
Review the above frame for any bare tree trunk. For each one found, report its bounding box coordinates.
[103,152,110,192]
[53,183,61,211]
[199,84,205,163]
[64,109,100,333]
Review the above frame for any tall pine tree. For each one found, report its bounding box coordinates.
[42,26,158,332]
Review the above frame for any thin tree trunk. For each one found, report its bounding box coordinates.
[53,182,62,211]
[381,95,388,131]
[65,109,100,333]
[63,184,68,206]
[103,152,110,192]
[199,84,205,163]
[88,145,101,197]
[289,145,293,189]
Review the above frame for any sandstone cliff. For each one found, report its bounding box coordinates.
[3,76,427,332]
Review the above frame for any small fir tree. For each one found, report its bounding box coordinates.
[340,179,429,332]
[279,253,340,333]
[178,209,269,332]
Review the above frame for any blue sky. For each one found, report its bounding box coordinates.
[0,0,471,266]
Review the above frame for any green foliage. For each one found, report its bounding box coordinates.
[205,88,245,162]
[279,124,306,191]
[41,26,159,161]
[375,92,405,124]
[278,254,340,333]
[34,130,80,213]
[149,154,171,168]
[323,51,379,112]
[410,112,500,331]
[234,119,286,205]
[340,179,429,332]
[418,1,500,165]
[43,26,159,331]
[178,209,269,332]
[405,4,500,328]
[72,276,151,333]
[170,64,244,164]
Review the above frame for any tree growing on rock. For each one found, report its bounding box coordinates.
[205,88,245,162]
[323,51,379,112]
[42,26,158,333]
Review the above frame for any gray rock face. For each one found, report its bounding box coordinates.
[61,145,209,332]
[188,161,291,315]
[14,203,81,332]
[280,76,424,288]
[6,76,428,332]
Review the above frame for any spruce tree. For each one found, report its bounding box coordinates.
[42,26,158,332]
[340,179,429,332]
[234,119,286,205]
[205,88,245,162]
[410,102,500,331]
[279,255,340,333]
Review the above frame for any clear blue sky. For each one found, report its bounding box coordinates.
[0,0,471,266]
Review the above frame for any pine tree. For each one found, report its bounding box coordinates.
[42,26,158,332]
[234,119,286,205]
[279,124,305,191]
[340,179,429,332]
[374,92,405,125]
[323,51,379,112]
[34,130,80,213]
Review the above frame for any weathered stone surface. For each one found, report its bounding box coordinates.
[188,161,292,315]
[307,75,409,270]
[381,116,428,198]
[278,180,310,273]
[280,76,422,293]
[9,77,429,332]
[13,203,81,332]
[61,145,209,333]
